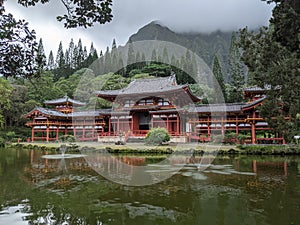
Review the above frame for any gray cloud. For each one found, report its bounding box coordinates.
[5,0,275,55]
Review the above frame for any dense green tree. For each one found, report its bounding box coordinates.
[83,46,88,60]
[226,32,245,103]
[76,39,85,68]
[0,2,39,79]
[25,71,62,104]
[67,38,75,68]
[126,39,135,76]
[54,73,81,98]
[212,55,226,102]
[103,46,112,73]
[36,38,47,72]
[116,53,125,76]
[141,63,172,77]
[238,0,300,141]
[82,43,99,69]
[3,84,26,128]
[0,78,12,128]
[47,50,55,70]
[189,83,214,104]
[55,41,65,69]
[111,39,119,72]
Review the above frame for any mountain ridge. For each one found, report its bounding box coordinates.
[128,21,234,81]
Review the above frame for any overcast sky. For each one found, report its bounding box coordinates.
[5,0,275,56]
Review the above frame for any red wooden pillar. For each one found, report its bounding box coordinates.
[108,117,111,135]
[176,115,180,135]
[31,127,35,142]
[74,127,77,139]
[46,126,49,142]
[207,123,211,138]
[251,122,256,144]
[221,116,225,136]
[83,127,86,140]
[235,114,239,135]
[166,115,169,133]
[251,110,256,144]
[56,128,59,141]
[130,113,134,132]
[117,117,120,133]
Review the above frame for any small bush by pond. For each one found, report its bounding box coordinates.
[145,128,170,145]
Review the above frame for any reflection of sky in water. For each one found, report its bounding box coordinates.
[0,148,299,225]
[0,200,31,225]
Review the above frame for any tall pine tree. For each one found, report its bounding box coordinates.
[36,38,46,72]
[227,32,245,103]
[212,54,226,102]
[47,50,55,70]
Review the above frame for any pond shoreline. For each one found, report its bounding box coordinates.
[7,142,300,156]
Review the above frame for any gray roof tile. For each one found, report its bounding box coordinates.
[44,96,86,106]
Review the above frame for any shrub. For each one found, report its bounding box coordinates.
[58,135,76,143]
[211,134,224,143]
[6,131,16,141]
[145,128,170,145]
[237,134,248,144]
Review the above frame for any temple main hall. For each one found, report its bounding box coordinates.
[25,75,285,144]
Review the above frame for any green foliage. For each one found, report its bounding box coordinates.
[131,73,153,80]
[0,3,40,79]
[0,78,12,128]
[25,71,63,104]
[212,55,226,102]
[238,0,300,141]
[5,131,16,141]
[189,84,215,104]
[211,135,224,143]
[145,128,170,145]
[58,135,76,143]
[237,134,248,144]
[227,32,245,103]
[223,133,238,144]
[141,63,172,77]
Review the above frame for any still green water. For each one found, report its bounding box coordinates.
[0,147,300,225]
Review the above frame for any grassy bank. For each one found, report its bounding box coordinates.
[237,145,300,155]
[7,142,300,155]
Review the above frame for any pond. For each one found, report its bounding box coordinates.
[0,147,300,225]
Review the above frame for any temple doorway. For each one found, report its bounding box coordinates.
[138,112,151,130]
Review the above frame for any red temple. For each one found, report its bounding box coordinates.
[25,76,286,144]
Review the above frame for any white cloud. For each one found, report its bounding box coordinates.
[4,0,275,56]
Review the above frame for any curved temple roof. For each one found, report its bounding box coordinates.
[25,106,110,118]
[44,95,86,106]
[95,75,201,103]
[193,96,266,113]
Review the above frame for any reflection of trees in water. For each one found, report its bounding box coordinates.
[4,148,300,225]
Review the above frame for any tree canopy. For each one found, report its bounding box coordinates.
[0,0,113,79]
[17,0,113,28]
[238,0,300,141]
